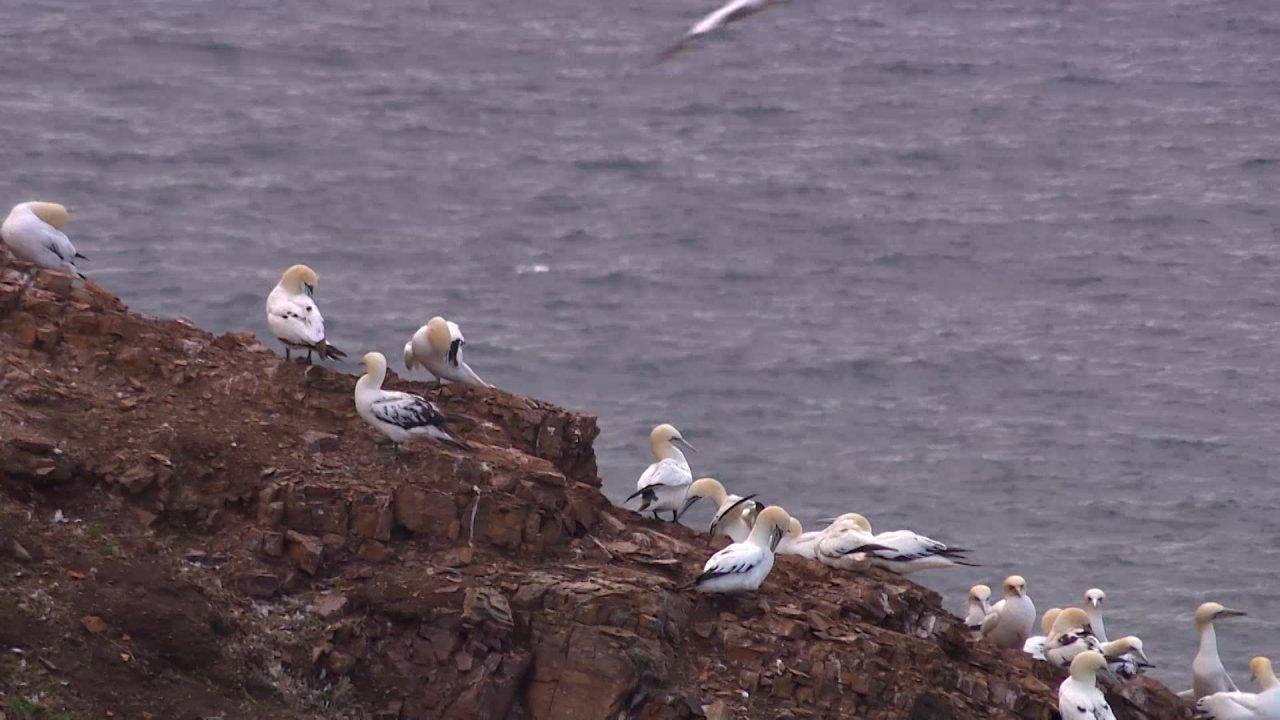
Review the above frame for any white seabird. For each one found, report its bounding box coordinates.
[265,264,347,363]
[692,505,791,594]
[1099,636,1153,679]
[403,316,491,387]
[1085,588,1109,643]
[813,513,889,572]
[1057,650,1118,720]
[354,352,468,451]
[1044,607,1102,668]
[675,477,761,543]
[815,513,976,574]
[1196,657,1280,720]
[1183,602,1248,700]
[626,424,694,521]
[1,201,85,278]
[660,0,782,61]
[1024,607,1064,659]
[775,517,822,560]
[980,575,1037,650]
[965,585,992,640]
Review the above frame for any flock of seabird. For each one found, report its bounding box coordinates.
[2,201,1276,718]
[624,421,1276,719]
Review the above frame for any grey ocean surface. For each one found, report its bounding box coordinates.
[4,0,1279,691]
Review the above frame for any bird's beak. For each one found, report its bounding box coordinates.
[1099,662,1121,683]
[1221,608,1248,618]
[304,283,315,296]
[675,496,699,521]
[817,517,837,525]
[770,526,784,552]
[1135,648,1151,665]
[1088,598,1099,608]
[673,437,696,453]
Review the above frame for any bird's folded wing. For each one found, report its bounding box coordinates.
[637,459,689,489]
[371,393,446,430]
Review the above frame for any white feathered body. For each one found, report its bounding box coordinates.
[1196,688,1280,720]
[982,595,1036,650]
[694,537,774,594]
[405,321,489,386]
[1058,676,1116,720]
[1,204,82,277]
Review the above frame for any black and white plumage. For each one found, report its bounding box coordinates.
[660,0,782,61]
[1058,651,1118,720]
[1100,637,1153,679]
[1,201,84,278]
[355,352,468,450]
[403,316,491,387]
[265,264,346,363]
[813,512,975,574]
[627,424,694,521]
[1042,608,1102,668]
[813,513,891,571]
[692,506,791,594]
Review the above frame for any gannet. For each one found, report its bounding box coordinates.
[403,316,491,387]
[775,517,822,560]
[1,201,85,278]
[1196,657,1280,720]
[1057,651,1118,720]
[626,424,694,521]
[692,506,791,594]
[354,352,468,451]
[1085,588,1109,643]
[1044,608,1102,668]
[813,513,892,571]
[674,477,760,542]
[660,0,782,61]
[1100,636,1153,679]
[1024,607,1064,659]
[265,264,347,363]
[965,585,992,640]
[1184,602,1248,700]
[980,576,1036,649]
[816,513,975,574]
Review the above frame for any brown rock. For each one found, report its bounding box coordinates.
[313,594,348,620]
[285,530,325,576]
[234,572,281,599]
[394,485,456,535]
[302,430,341,453]
[80,615,108,634]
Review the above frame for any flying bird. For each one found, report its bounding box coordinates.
[660,0,783,62]
[265,264,346,363]
[1,201,85,278]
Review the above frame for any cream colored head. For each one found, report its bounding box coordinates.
[1050,607,1092,636]
[649,423,692,459]
[968,585,991,604]
[1085,588,1105,608]
[25,201,70,229]
[685,477,726,503]
[786,517,804,538]
[1104,636,1148,664]
[1195,602,1247,630]
[1040,608,1063,635]
[425,316,451,351]
[279,264,319,294]
[826,512,872,533]
[362,352,387,375]
[1002,576,1028,599]
[1250,657,1277,688]
[750,505,792,550]
[1068,650,1109,680]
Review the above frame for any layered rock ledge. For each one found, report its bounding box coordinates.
[0,259,1191,720]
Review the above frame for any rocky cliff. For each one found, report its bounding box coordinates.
[0,257,1191,720]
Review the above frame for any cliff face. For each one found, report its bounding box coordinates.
[0,259,1190,720]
